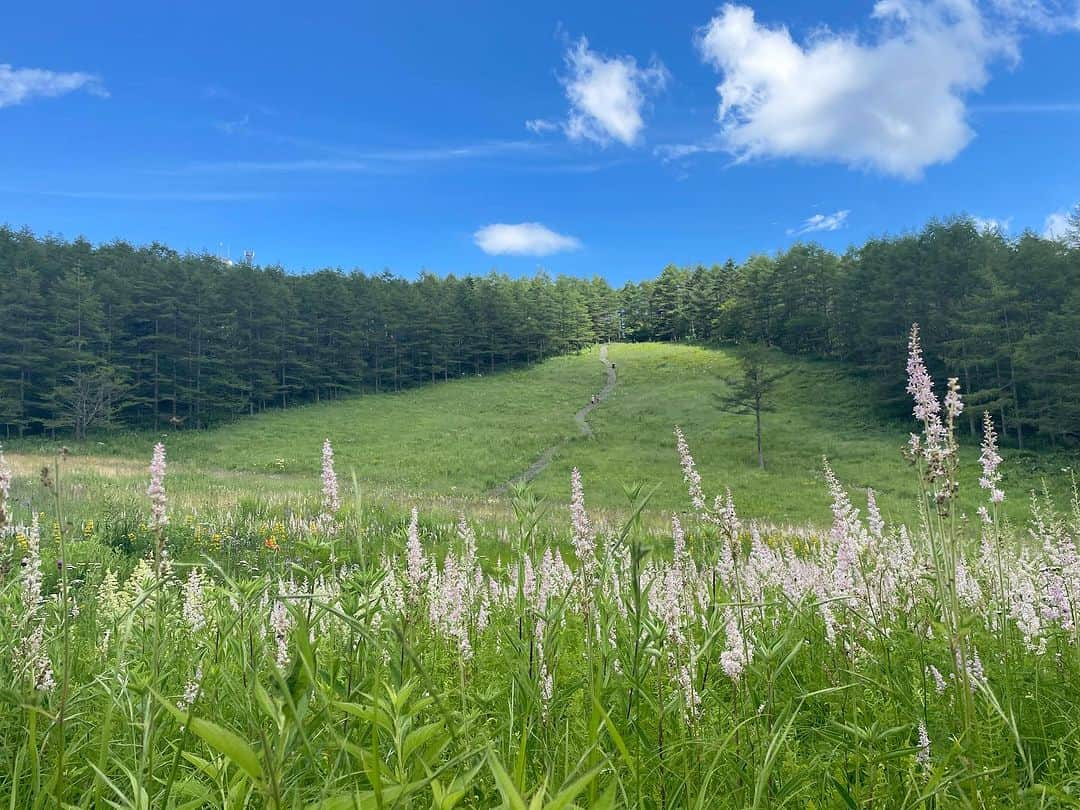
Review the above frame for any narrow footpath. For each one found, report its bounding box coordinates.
[492,345,616,495]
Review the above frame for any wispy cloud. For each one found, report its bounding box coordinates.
[34,189,273,202]
[179,159,371,174]
[526,118,559,134]
[972,101,1080,113]
[474,222,582,256]
[988,0,1080,32]
[214,115,251,135]
[0,63,107,109]
[202,85,277,116]
[654,140,726,162]
[172,139,539,174]
[787,210,850,236]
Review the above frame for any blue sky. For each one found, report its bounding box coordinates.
[1,1,1078,284]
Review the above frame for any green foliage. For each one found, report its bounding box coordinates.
[0,228,607,436]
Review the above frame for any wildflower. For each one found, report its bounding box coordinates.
[97,569,128,623]
[650,562,687,647]
[978,412,1005,505]
[866,488,885,541]
[321,438,340,515]
[719,488,741,540]
[428,549,475,660]
[671,513,691,576]
[269,594,292,669]
[0,446,11,528]
[906,325,965,509]
[21,513,43,614]
[1009,563,1045,653]
[569,468,596,585]
[673,653,701,723]
[955,556,983,608]
[916,720,931,766]
[147,442,168,529]
[906,325,941,432]
[674,426,706,512]
[720,608,752,681]
[25,624,54,692]
[944,377,964,423]
[177,666,202,713]
[965,646,986,687]
[182,567,207,633]
[824,461,863,596]
[538,661,553,714]
[405,508,427,601]
[926,664,947,695]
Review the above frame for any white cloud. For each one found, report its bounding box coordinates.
[525,118,559,134]
[972,215,1012,232]
[473,223,582,256]
[787,210,850,236]
[972,101,1080,112]
[695,2,1017,178]
[214,115,251,135]
[989,0,1080,31]
[559,37,668,147]
[0,64,107,108]
[654,140,726,161]
[1043,208,1075,240]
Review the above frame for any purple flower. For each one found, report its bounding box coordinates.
[674,426,706,512]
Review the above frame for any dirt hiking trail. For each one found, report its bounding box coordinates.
[492,345,616,495]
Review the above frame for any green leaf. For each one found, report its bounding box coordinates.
[546,767,601,810]
[153,691,263,782]
[487,751,528,810]
[403,721,446,763]
[308,781,424,810]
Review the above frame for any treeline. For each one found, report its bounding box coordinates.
[3,215,1079,443]
[621,215,1080,446]
[0,228,619,437]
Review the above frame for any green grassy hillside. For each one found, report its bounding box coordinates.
[5,342,1067,527]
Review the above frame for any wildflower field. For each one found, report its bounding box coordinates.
[2,331,1080,808]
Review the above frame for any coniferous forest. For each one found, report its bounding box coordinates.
[2,214,1078,443]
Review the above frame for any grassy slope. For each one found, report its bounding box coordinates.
[5,342,1067,526]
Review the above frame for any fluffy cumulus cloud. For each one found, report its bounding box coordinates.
[695,1,1018,178]
[788,210,850,236]
[0,64,107,109]
[557,37,668,147]
[473,223,582,256]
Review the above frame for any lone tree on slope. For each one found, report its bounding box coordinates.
[715,343,789,470]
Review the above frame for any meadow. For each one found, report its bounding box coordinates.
[1,336,1079,807]
[2,343,1066,529]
